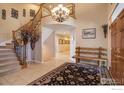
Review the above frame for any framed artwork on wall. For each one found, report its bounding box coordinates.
[59,39,62,44]
[2,9,6,20]
[11,8,18,19]
[82,28,96,39]
[66,40,69,44]
[65,40,67,44]
[30,9,35,17]
[63,40,66,44]
[67,40,70,44]
[23,9,26,17]
[61,39,64,44]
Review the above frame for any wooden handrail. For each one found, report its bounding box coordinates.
[12,4,43,67]
[32,4,43,21]
[12,3,76,67]
[13,3,75,33]
[14,19,33,33]
[13,4,43,33]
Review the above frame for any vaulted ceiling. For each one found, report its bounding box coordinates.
[75,3,109,20]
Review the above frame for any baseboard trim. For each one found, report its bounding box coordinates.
[26,60,42,64]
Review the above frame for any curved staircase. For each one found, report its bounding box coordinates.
[0,4,75,77]
[0,42,21,76]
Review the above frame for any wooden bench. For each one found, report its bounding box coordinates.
[73,47,108,67]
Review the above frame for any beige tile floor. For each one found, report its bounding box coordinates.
[0,53,71,85]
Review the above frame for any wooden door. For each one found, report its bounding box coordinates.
[110,9,124,85]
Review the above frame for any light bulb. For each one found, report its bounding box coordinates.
[58,4,63,8]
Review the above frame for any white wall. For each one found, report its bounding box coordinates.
[24,22,42,63]
[0,4,39,42]
[42,27,55,62]
[75,4,108,48]
[70,31,76,62]
[33,30,42,63]
[107,4,117,67]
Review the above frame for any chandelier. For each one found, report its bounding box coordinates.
[51,4,70,22]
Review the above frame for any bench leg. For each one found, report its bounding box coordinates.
[98,61,100,67]
[76,59,78,63]
[98,60,102,67]
[76,58,80,63]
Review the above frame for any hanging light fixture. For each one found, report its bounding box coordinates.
[51,4,70,22]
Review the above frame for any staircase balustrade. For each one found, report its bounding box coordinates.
[12,4,75,67]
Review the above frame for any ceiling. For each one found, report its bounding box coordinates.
[34,3,109,20]
[75,3,108,19]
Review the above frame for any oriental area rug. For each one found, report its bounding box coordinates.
[28,63,115,85]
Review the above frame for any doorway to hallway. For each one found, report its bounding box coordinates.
[55,31,70,61]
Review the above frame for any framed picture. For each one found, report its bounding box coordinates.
[67,40,70,44]
[30,9,35,17]
[66,40,69,44]
[61,40,64,44]
[59,39,62,44]
[11,8,18,19]
[2,9,6,20]
[63,40,66,44]
[23,9,26,17]
[82,28,96,39]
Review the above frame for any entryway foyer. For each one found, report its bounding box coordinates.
[0,3,124,85]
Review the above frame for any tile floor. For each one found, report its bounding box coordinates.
[0,53,71,85]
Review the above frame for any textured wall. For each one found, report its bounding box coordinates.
[42,27,55,62]
[75,4,108,48]
[0,4,39,42]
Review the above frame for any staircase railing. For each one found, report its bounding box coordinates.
[12,4,42,66]
[12,4,75,67]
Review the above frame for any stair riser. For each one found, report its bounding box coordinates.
[0,58,18,63]
[0,54,16,58]
[0,43,21,77]
[6,45,13,47]
[0,67,21,77]
[0,50,14,53]
[6,43,13,45]
[0,46,13,48]
[0,63,19,70]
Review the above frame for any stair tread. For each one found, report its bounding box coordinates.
[6,43,13,45]
[0,48,13,50]
[0,61,19,66]
[0,46,13,48]
[0,53,15,55]
[0,65,20,73]
[0,57,17,61]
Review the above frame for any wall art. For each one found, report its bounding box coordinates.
[23,9,26,17]
[11,8,18,19]
[2,9,6,20]
[30,9,35,17]
[82,28,96,39]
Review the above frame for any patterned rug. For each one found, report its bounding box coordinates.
[28,63,114,85]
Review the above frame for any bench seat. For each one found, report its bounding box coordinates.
[73,47,108,67]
